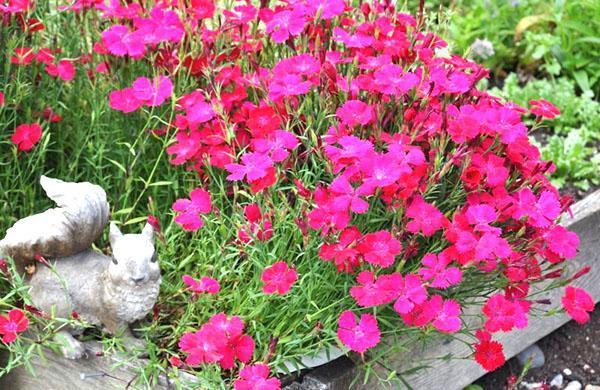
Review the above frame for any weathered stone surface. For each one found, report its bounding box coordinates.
[295,357,357,390]
[516,344,545,369]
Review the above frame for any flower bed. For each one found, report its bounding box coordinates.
[0,0,595,388]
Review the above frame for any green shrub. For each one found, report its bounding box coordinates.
[492,74,600,190]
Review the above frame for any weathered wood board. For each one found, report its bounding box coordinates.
[2,191,600,390]
[0,340,195,389]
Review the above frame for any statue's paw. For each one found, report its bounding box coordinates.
[55,332,87,360]
[61,339,87,359]
[123,335,147,352]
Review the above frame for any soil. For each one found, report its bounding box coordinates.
[475,304,600,389]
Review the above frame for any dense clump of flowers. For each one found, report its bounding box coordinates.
[4,0,592,383]
[125,0,587,375]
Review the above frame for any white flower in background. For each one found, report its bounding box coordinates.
[470,38,495,60]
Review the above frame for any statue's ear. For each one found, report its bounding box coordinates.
[109,222,123,245]
[141,222,155,244]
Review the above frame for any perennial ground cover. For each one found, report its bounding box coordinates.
[0,0,595,388]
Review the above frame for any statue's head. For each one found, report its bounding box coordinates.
[107,222,160,286]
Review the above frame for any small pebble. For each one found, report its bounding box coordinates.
[550,373,564,388]
[564,368,573,376]
[585,385,600,390]
[521,382,544,390]
[583,364,592,372]
[516,344,545,369]
[565,381,582,390]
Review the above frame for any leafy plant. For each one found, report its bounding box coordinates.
[540,130,600,191]
[492,74,600,190]
[492,74,600,135]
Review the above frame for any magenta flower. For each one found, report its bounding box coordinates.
[529,98,560,119]
[562,286,594,324]
[318,226,362,273]
[109,88,142,113]
[350,271,401,307]
[11,123,42,152]
[101,24,146,58]
[132,75,173,107]
[406,196,448,237]
[135,8,184,45]
[358,153,403,191]
[306,0,345,19]
[265,8,306,43]
[332,27,374,48]
[45,59,75,81]
[512,189,561,228]
[166,131,203,165]
[485,106,528,145]
[482,294,530,333]
[190,0,215,20]
[0,309,29,344]
[0,0,30,13]
[226,152,274,182]
[418,253,462,289]
[336,100,374,127]
[357,230,402,268]
[172,188,213,231]
[182,275,220,295]
[273,54,320,77]
[261,261,298,295]
[430,296,462,333]
[325,135,374,170]
[447,104,484,143]
[308,188,352,236]
[186,101,216,127]
[252,130,299,162]
[544,225,579,260]
[268,74,313,100]
[393,274,428,314]
[465,204,500,234]
[234,364,281,390]
[373,64,419,95]
[330,175,370,214]
[337,310,380,353]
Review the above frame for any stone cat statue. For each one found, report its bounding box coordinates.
[0,176,161,359]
